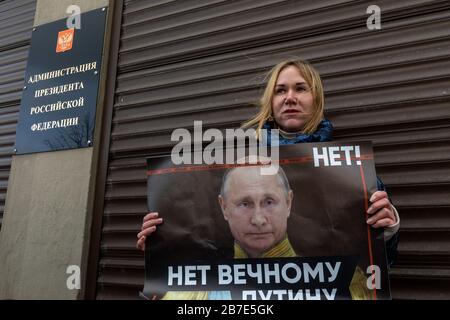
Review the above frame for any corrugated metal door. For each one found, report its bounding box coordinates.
[0,0,36,230]
[95,0,450,299]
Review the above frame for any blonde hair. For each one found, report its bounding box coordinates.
[242,59,325,137]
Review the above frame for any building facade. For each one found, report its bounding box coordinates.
[0,0,449,299]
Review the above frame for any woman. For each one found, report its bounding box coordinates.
[137,59,399,266]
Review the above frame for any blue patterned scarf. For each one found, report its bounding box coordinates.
[263,118,334,146]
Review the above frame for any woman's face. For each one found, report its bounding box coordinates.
[271,65,315,132]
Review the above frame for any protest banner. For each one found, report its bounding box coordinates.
[142,141,391,300]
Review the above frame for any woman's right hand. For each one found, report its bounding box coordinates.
[136,212,163,251]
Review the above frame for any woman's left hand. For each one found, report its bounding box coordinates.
[366,191,396,228]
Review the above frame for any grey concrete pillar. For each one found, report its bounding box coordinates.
[0,0,110,299]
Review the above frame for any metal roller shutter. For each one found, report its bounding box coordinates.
[94,0,450,299]
[0,0,36,230]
